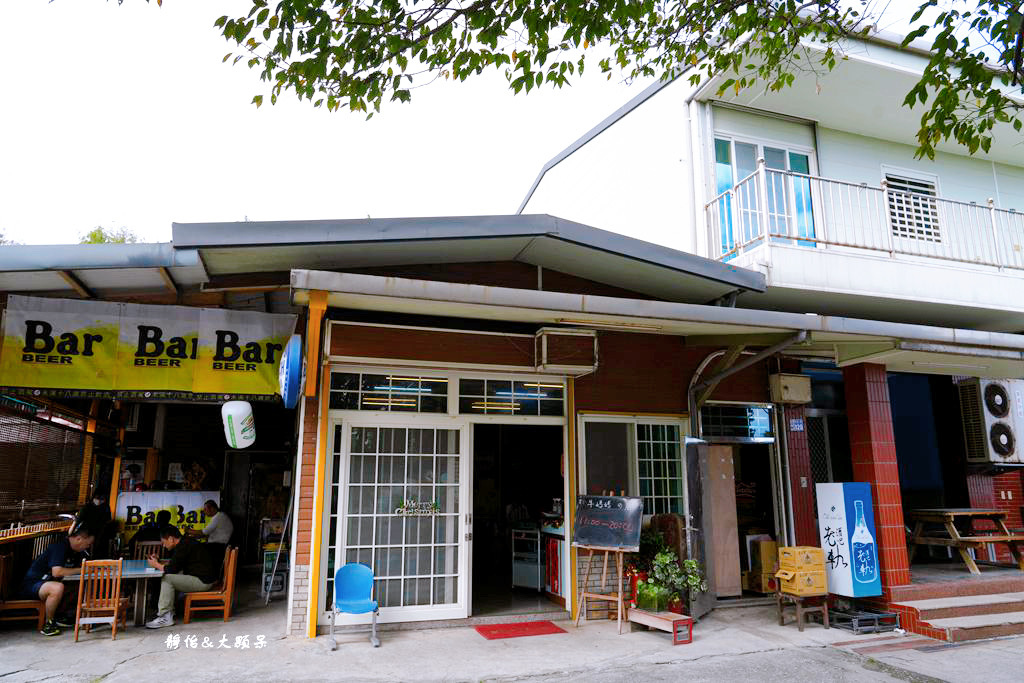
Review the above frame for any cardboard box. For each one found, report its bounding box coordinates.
[775,569,826,596]
[748,572,777,594]
[750,540,778,573]
[778,546,825,571]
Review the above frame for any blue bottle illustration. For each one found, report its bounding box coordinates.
[851,499,877,584]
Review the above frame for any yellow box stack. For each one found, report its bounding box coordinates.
[747,540,779,594]
[775,546,827,596]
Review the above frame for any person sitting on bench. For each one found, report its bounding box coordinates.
[19,526,94,636]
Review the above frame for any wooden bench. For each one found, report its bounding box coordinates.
[908,508,1024,575]
[776,590,829,632]
[627,608,693,645]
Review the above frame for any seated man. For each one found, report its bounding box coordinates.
[19,527,94,636]
[186,500,233,546]
[131,509,173,548]
[144,526,220,629]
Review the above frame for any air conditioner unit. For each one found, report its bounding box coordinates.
[958,378,1024,465]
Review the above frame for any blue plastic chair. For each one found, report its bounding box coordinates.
[329,563,380,649]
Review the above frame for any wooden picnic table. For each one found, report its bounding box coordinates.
[908,508,1024,575]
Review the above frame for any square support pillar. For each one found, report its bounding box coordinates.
[784,406,818,546]
[843,363,910,591]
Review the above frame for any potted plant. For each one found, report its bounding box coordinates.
[638,550,707,614]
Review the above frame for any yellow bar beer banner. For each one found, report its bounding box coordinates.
[0,295,296,398]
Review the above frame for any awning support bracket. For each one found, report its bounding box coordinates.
[687,331,807,435]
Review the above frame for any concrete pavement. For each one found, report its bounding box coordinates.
[1,602,1021,682]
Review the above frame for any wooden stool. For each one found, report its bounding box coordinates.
[627,608,694,645]
[776,591,829,632]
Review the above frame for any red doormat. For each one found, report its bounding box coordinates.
[474,620,568,640]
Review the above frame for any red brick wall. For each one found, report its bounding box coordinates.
[784,405,818,545]
[574,332,770,413]
[295,395,319,563]
[329,323,535,367]
[843,363,910,591]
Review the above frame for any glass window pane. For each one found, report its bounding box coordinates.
[420,395,447,413]
[459,378,485,396]
[351,427,377,454]
[459,397,486,414]
[435,430,459,455]
[789,152,810,174]
[764,146,787,170]
[331,373,360,391]
[360,374,390,392]
[437,486,459,513]
[539,399,564,416]
[735,142,757,179]
[714,138,734,193]
[434,545,458,574]
[486,380,512,397]
[583,422,631,496]
[433,576,458,604]
[330,392,359,410]
[436,456,459,484]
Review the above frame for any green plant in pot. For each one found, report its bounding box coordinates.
[636,550,707,614]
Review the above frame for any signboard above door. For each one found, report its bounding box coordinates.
[0,295,296,400]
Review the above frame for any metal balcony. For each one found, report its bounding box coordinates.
[705,160,1024,271]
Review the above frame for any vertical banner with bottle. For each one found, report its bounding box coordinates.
[815,482,881,597]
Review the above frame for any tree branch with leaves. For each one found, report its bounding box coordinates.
[213,0,1024,159]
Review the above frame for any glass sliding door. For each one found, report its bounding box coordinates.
[329,422,469,623]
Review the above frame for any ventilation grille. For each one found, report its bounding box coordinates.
[958,381,988,462]
[886,174,941,242]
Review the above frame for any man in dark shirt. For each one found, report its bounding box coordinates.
[130,509,172,547]
[74,490,112,558]
[144,526,220,629]
[20,527,94,636]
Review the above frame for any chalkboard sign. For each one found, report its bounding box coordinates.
[571,495,643,550]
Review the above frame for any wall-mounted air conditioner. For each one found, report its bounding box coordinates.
[958,378,1024,466]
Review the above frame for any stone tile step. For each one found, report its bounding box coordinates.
[890,574,1024,602]
[925,610,1024,642]
[897,592,1024,619]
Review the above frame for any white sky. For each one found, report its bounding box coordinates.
[0,0,654,246]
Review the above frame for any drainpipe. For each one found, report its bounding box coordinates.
[687,331,807,435]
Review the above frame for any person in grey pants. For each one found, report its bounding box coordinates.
[144,526,220,629]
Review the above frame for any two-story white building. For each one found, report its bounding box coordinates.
[521,29,1024,641]
[520,29,1024,333]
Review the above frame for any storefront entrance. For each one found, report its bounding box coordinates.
[471,424,565,617]
[326,420,470,623]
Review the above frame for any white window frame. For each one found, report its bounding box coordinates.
[576,414,688,517]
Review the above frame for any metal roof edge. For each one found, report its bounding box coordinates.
[548,217,766,293]
[171,215,558,249]
[289,269,1024,352]
[0,243,199,272]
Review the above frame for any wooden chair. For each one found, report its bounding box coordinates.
[74,559,130,641]
[0,553,45,630]
[132,540,165,561]
[183,546,238,624]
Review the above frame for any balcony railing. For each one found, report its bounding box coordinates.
[704,160,1024,271]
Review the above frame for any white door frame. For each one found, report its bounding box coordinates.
[324,415,472,625]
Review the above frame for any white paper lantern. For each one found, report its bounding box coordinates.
[222,401,256,449]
